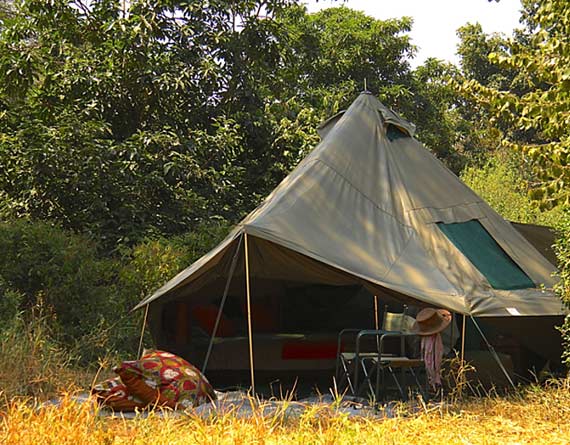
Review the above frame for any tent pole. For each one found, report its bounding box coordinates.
[244,233,256,394]
[137,304,149,359]
[450,313,454,352]
[470,316,516,390]
[461,314,466,366]
[373,295,381,358]
[202,235,244,375]
[373,295,380,330]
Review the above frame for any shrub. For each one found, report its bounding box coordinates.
[0,276,23,331]
[461,154,563,226]
[115,220,232,352]
[0,218,231,371]
[0,220,120,355]
[118,219,232,309]
[555,210,570,365]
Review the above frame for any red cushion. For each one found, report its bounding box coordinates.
[115,368,173,408]
[191,304,236,337]
[91,376,147,412]
[115,350,216,409]
[281,341,340,360]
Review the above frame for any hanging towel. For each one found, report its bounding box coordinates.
[421,333,444,390]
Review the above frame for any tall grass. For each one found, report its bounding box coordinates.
[0,310,95,402]
[2,380,570,444]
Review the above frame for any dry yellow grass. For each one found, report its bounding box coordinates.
[2,380,570,445]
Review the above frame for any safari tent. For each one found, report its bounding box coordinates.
[134,92,565,389]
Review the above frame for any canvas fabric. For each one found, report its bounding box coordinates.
[135,93,563,319]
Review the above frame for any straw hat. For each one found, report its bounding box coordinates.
[412,308,452,336]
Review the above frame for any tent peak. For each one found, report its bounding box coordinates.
[353,92,417,138]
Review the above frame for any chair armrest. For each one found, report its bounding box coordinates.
[355,330,416,361]
[335,329,364,378]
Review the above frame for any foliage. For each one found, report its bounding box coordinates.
[0,276,23,331]
[555,211,570,365]
[457,23,515,89]
[458,0,570,362]
[279,7,470,168]
[0,0,253,246]
[0,220,119,346]
[118,219,231,305]
[451,23,518,169]
[461,153,563,227]
[0,1,478,249]
[460,0,570,210]
[0,216,230,364]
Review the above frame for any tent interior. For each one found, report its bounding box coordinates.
[147,232,563,395]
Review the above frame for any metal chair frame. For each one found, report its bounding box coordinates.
[353,330,426,402]
[336,327,426,402]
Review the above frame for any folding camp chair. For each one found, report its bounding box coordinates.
[335,307,426,402]
[355,330,425,401]
[335,328,365,395]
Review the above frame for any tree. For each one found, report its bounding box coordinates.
[0,1,470,248]
[275,6,471,169]
[460,0,570,209]
[460,0,570,362]
[0,0,297,246]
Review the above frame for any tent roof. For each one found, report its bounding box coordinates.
[135,93,564,317]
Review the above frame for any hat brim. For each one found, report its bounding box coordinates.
[411,310,452,336]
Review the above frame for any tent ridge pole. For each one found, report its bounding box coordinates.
[244,233,256,394]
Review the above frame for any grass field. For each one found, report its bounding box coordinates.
[2,379,570,445]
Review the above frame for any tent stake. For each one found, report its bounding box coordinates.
[244,233,256,394]
[470,316,516,390]
[137,304,149,359]
[202,235,244,375]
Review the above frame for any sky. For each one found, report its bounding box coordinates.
[303,0,524,67]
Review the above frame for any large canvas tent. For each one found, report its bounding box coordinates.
[135,92,565,385]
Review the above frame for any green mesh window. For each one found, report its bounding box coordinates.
[437,220,534,290]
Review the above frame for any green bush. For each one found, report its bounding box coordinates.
[0,218,231,363]
[461,154,563,226]
[0,217,231,380]
[0,276,24,331]
[0,220,120,352]
[118,219,231,308]
[555,210,570,365]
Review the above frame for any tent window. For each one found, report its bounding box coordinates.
[437,219,535,290]
[386,124,409,141]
